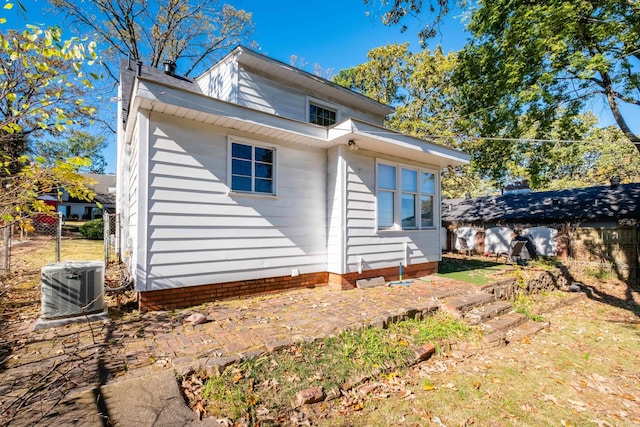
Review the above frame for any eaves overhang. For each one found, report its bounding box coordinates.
[197,46,395,118]
[328,120,470,168]
[125,78,470,169]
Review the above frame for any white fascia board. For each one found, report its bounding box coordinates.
[125,78,470,169]
[329,119,470,168]
[126,78,332,147]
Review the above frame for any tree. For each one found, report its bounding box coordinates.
[1,24,99,174]
[364,0,640,153]
[456,0,640,152]
[539,123,640,190]
[50,0,254,78]
[334,43,484,197]
[363,0,451,46]
[32,131,108,173]
[336,43,637,195]
[1,2,98,221]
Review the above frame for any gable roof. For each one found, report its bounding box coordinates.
[200,46,395,118]
[119,49,469,168]
[442,183,640,224]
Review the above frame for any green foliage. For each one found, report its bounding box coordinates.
[582,263,615,281]
[513,294,545,322]
[79,218,103,240]
[0,14,99,143]
[32,130,108,173]
[363,0,451,46]
[455,0,640,157]
[0,2,98,221]
[362,0,639,191]
[333,43,487,197]
[201,314,472,418]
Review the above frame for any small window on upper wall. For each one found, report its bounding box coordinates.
[309,103,337,126]
[230,140,275,195]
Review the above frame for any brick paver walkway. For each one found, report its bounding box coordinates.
[0,276,475,425]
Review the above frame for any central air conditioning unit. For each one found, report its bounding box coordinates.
[34,261,108,330]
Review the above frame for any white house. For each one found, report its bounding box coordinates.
[117,46,469,311]
[58,173,116,220]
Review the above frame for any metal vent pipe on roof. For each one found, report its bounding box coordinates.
[163,60,177,76]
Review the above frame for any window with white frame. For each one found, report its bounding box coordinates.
[230,139,275,195]
[377,161,437,230]
[309,102,337,126]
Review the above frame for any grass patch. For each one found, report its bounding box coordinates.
[2,238,104,290]
[437,256,508,285]
[527,256,562,270]
[512,293,545,322]
[199,313,473,420]
[318,300,640,427]
[582,263,616,281]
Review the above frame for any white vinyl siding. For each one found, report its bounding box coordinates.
[234,68,384,125]
[133,110,151,289]
[138,113,327,290]
[195,56,236,102]
[343,150,442,273]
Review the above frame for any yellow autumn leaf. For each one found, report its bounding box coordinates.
[423,383,435,391]
[3,2,13,10]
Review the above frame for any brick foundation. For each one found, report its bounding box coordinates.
[138,261,439,311]
[328,261,438,290]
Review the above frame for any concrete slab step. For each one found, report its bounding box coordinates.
[464,301,513,325]
[441,292,496,318]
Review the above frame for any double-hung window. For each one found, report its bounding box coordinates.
[230,139,275,195]
[377,161,437,230]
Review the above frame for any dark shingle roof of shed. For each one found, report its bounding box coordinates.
[442,183,640,224]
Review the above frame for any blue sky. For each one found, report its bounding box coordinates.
[233,1,469,73]
[6,0,470,173]
[4,1,633,173]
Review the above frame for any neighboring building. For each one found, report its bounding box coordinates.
[117,46,469,311]
[58,174,116,220]
[442,183,640,281]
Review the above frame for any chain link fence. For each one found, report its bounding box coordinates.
[103,212,120,266]
[1,213,63,273]
[1,212,122,273]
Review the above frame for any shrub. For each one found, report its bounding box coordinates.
[79,218,104,240]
